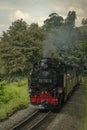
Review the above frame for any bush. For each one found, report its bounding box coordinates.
[0,80,7,102]
[83,77,87,130]
[17,79,27,87]
[0,80,7,94]
[0,79,29,120]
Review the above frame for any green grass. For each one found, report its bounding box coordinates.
[83,77,87,130]
[0,79,29,120]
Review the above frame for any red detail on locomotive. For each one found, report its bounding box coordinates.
[30,92,58,104]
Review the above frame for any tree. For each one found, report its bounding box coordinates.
[0,19,28,80]
[79,41,87,74]
[65,11,76,28]
[26,23,46,62]
[0,20,46,81]
[43,12,64,31]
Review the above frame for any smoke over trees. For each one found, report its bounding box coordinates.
[0,11,87,81]
[43,11,79,61]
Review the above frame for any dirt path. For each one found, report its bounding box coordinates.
[46,85,84,130]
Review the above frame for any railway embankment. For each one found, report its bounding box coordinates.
[0,78,86,130]
[0,107,37,130]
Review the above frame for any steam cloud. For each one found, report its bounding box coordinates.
[43,26,79,59]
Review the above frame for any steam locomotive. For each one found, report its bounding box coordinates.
[28,58,81,109]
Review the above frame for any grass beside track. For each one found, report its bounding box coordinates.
[83,77,87,130]
[0,79,29,121]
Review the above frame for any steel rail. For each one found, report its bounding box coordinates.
[28,111,50,130]
[10,110,50,130]
[10,110,39,130]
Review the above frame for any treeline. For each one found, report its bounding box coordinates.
[0,11,87,81]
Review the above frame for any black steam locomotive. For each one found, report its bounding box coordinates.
[28,58,81,109]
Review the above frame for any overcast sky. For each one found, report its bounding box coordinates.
[0,0,87,35]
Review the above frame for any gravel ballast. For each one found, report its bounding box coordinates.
[46,85,84,130]
[0,106,37,130]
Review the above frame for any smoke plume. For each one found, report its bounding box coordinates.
[43,26,79,60]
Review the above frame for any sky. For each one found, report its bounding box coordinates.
[0,0,87,35]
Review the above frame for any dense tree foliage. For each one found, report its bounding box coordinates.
[43,13,64,31]
[0,11,87,81]
[80,41,87,74]
[0,19,46,81]
[65,11,76,28]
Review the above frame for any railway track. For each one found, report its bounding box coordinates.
[10,110,51,130]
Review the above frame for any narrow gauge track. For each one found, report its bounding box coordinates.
[10,110,51,130]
